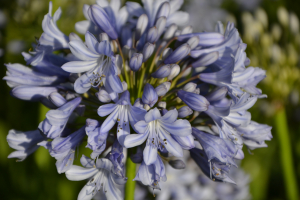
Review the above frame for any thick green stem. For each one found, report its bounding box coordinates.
[274,107,299,200]
[125,151,136,200]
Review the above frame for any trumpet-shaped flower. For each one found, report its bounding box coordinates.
[124,108,192,165]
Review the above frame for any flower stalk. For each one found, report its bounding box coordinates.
[275,106,299,200]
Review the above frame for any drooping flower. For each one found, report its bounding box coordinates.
[39,97,82,139]
[7,129,46,161]
[66,155,127,200]
[134,153,167,190]
[39,126,86,173]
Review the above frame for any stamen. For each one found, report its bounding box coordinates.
[90,72,102,87]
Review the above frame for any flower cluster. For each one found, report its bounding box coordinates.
[4,0,271,199]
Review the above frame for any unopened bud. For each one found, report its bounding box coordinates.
[183,82,197,92]
[164,24,178,40]
[96,88,111,103]
[162,48,173,60]
[142,43,155,62]
[99,32,109,42]
[168,64,180,80]
[136,14,148,40]
[156,2,170,20]
[187,36,199,50]
[69,32,82,41]
[155,82,171,96]
[147,26,158,43]
[178,106,193,118]
[129,53,143,71]
[169,159,186,169]
[152,64,171,78]
[181,26,193,35]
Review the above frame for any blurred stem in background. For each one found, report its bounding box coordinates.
[125,148,136,200]
[275,105,299,200]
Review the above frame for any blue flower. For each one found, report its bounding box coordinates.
[124,108,192,165]
[134,153,167,189]
[7,129,46,161]
[97,91,147,146]
[190,148,235,184]
[39,126,86,173]
[62,32,123,95]
[3,63,65,88]
[192,128,237,167]
[39,97,82,139]
[66,155,127,200]
[85,118,109,159]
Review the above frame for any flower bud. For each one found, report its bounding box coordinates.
[49,92,67,107]
[168,159,186,169]
[162,48,173,60]
[129,53,143,72]
[156,17,167,39]
[183,82,197,92]
[136,14,148,40]
[178,106,193,118]
[181,26,193,35]
[164,24,177,40]
[168,64,180,80]
[152,64,171,78]
[99,33,109,42]
[147,27,158,43]
[142,43,155,62]
[158,101,167,108]
[164,43,191,64]
[177,90,209,112]
[187,36,199,50]
[156,2,170,20]
[155,82,171,96]
[194,88,200,94]
[96,88,111,103]
[88,5,118,39]
[142,83,158,107]
[191,51,219,68]
[121,26,132,47]
[69,32,82,41]
[178,32,224,47]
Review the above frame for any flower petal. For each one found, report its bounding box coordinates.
[143,143,157,165]
[144,108,161,123]
[159,119,191,137]
[98,104,118,117]
[65,165,98,181]
[158,127,183,157]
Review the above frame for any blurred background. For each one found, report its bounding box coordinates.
[0,0,300,199]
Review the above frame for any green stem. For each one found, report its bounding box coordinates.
[275,107,299,200]
[125,150,136,200]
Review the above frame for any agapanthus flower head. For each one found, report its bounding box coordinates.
[4,0,272,199]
